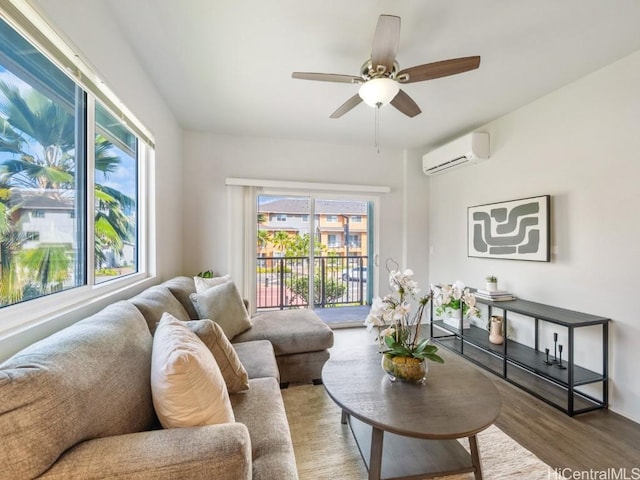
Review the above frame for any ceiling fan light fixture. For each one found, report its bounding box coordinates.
[358,77,399,107]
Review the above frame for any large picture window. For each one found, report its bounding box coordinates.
[0,15,148,312]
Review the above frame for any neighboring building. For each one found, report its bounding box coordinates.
[10,189,76,248]
[258,198,369,258]
[8,188,135,268]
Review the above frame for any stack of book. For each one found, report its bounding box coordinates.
[474,289,517,302]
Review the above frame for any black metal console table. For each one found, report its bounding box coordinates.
[429,295,609,416]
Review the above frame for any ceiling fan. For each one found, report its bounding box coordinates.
[292,14,480,119]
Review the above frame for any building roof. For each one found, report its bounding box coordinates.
[10,189,75,210]
[259,198,367,215]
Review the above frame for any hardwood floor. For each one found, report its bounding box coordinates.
[331,327,640,474]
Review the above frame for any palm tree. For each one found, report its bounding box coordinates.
[257,229,271,253]
[272,231,290,254]
[0,80,134,304]
[0,82,75,189]
[94,136,136,267]
[19,244,71,292]
[0,182,23,305]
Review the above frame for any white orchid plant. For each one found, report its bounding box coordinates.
[431,280,480,319]
[364,261,443,364]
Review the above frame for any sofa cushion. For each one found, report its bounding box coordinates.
[190,281,252,340]
[275,350,331,384]
[194,274,231,293]
[233,309,333,355]
[233,340,280,382]
[163,276,199,319]
[0,301,155,480]
[151,313,235,429]
[186,319,249,392]
[130,285,191,334]
[231,377,298,480]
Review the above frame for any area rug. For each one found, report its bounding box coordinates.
[282,384,559,480]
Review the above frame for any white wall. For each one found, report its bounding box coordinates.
[181,133,431,297]
[0,1,184,359]
[404,149,431,289]
[31,0,185,279]
[428,50,640,422]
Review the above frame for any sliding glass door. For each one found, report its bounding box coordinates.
[255,194,374,325]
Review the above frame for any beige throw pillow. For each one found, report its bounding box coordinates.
[194,274,231,294]
[151,313,235,428]
[190,281,252,340]
[186,319,249,392]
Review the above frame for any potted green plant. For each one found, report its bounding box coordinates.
[485,275,498,292]
[197,270,215,278]
[432,281,480,329]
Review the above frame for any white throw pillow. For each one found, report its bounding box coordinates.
[151,313,235,429]
[190,281,252,340]
[194,274,231,294]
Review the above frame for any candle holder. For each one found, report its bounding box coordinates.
[544,348,554,366]
[553,332,559,363]
[555,344,567,370]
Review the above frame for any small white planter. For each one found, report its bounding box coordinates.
[486,282,498,292]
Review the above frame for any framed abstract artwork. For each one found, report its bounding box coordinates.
[468,195,550,262]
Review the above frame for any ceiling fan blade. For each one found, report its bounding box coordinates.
[330,94,363,118]
[292,72,362,84]
[390,89,421,118]
[397,56,481,84]
[370,15,400,73]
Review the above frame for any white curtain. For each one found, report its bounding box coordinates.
[226,185,257,313]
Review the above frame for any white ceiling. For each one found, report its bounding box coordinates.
[105,0,640,150]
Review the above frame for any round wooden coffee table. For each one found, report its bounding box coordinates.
[322,344,502,480]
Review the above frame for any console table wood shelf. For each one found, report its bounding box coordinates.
[429,295,609,416]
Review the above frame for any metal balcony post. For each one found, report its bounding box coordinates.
[279,257,285,310]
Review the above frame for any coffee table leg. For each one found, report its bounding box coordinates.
[341,409,348,424]
[469,434,483,480]
[369,427,384,480]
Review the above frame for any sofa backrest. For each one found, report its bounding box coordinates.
[0,301,156,479]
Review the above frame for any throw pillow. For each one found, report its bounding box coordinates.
[130,285,191,334]
[189,281,252,340]
[151,313,235,428]
[186,319,249,392]
[194,274,231,294]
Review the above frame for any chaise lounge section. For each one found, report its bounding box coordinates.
[163,276,334,385]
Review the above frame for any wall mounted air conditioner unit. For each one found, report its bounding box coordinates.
[422,132,490,176]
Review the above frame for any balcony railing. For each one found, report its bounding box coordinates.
[256,255,367,310]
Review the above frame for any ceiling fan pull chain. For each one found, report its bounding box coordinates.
[374,104,380,154]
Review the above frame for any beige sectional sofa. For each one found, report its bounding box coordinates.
[0,276,334,479]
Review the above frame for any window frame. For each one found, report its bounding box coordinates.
[0,4,154,336]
